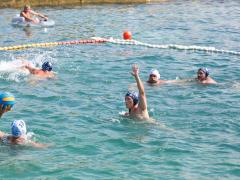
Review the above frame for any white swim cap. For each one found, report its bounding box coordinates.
[149,69,160,80]
[11,120,27,137]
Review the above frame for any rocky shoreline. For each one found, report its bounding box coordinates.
[0,0,167,8]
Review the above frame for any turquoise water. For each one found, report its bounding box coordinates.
[0,1,240,179]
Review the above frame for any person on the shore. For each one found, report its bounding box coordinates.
[0,120,48,148]
[124,64,150,121]
[0,92,15,118]
[20,5,48,24]
[196,67,217,84]
[23,61,55,78]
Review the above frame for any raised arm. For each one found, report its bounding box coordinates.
[131,64,147,111]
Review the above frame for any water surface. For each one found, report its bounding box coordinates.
[0,1,240,179]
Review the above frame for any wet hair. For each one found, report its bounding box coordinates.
[198,68,209,77]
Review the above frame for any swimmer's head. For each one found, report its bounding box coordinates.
[198,68,209,76]
[24,5,31,12]
[11,120,27,137]
[197,67,209,80]
[0,92,15,110]
[148,69,160,83]
[125,91,139,108]
[42,62,52,72]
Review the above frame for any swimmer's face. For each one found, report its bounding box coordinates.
[24,6,31,12]
[148,74,158,83]
[197,70,207,81]
[125,96,134,109]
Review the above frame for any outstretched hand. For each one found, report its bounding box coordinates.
[43,16,48,21]
[131,64,139,77]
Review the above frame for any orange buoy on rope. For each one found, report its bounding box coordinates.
[123,31,132,40]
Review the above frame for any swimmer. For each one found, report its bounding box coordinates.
[147,69,179,85]
[0,120,48,148]
[196,67,217,84]
[20,5,48,24]
[23,61,55,78]
[147,67,217,85]
[0,92,15,118]
[124,64,150,121]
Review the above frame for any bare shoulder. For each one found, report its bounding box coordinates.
[207,77,217,84]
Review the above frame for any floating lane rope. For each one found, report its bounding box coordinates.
[91,37,240,56]
[1,36,240,56]
[0,39,107,51]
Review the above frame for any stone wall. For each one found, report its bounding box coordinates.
[0,0,166,8]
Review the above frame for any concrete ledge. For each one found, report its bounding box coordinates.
[0,0,167,8]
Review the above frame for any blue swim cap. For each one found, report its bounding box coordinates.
[198,68,209,77]
[0,92,15,110]
[125,91,139,105]
[11,120,27,137]
[42,61,52,71]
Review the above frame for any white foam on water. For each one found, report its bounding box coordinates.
[0,59,29,82]
[0,51,55,82]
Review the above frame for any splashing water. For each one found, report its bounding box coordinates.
[0,60,29,82]
[0,52,55,82]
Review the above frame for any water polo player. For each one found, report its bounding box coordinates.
[24,61,55,78]
[124,64,149,120]
[197,67,217,84]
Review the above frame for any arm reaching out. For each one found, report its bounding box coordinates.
[131,64,147,111]
[24,65,38,74]
[31,10,48,21]
[29,141,49,148]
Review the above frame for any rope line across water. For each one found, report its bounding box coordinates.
[102,38,240,56]
[1,37,240,56]
[0,39,107,51]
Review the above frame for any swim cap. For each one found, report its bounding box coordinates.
[42,61,52,71]
[125,91,139,105]
[149,69,160,80]
[11,120,27,137]
[198,68,209,77]
[0,92,15,110]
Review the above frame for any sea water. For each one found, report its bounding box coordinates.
[0,1,240,179]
